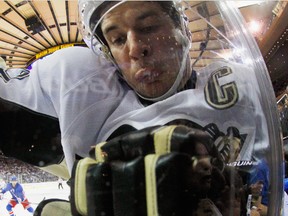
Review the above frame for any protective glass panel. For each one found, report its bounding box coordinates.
[278,93,288,139]
[0,1,284,216]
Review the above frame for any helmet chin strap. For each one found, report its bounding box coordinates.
[135,36,191,102]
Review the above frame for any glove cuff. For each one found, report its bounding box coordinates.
[34,198,73,216]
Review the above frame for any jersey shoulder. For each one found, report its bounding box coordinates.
[41,46,113,70]
[33,46,116,84]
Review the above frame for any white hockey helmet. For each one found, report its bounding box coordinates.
[78,0,190,52]
[78,0,191,102]
[0,56,7,70]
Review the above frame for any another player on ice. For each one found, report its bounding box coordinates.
[0,176,34,216]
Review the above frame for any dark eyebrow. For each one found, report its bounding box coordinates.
[103,10,159,35]
[137,10,158,22]
[103,25,117,35]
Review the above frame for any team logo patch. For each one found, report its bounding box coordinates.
[204,66,239,110]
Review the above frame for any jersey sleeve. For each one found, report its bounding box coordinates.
[0,183,11,194]
[0,46,104,117]
[0,186,7,194]
[0,46,125,172]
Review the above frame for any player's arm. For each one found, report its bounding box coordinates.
[0,52,62,167]
[0,64,57,117]
[0,187,7,194]
[0,49,82,169]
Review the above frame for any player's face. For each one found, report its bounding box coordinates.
[101,1,186,98]
[11,180,17,187]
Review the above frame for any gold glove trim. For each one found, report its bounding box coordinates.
[145,154,160,216]
[75,157,97,216]
[95,141,107,162]
[153,125,177,155]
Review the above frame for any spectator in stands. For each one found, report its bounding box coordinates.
[247,159,269,216]
[0,154,58,183]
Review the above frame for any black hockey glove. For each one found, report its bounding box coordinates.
[70,125,231,216]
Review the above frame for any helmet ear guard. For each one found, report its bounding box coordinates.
[99,44,111,59]
[91,34,110,60]
[0,56,7,69]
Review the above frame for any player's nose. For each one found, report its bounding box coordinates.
[128,31,151,60]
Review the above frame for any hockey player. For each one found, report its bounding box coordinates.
[0,0,264,176]
[0,176,34,216]
[58,177,64,190]
[0,1,283,215]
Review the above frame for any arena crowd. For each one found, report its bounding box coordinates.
[0,151,57,183]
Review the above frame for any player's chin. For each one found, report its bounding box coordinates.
[136,82,172,99]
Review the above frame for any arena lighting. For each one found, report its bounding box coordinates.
[248,20,263,35]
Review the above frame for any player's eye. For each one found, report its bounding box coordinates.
[140,25,158,34]
[112,36,126,46]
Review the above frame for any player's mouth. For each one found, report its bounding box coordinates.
[135,68,163,84]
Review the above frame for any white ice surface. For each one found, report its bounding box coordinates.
[0,181,70,216]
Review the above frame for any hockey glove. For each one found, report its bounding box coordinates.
[34,198,72,216]
[70,125,230,216]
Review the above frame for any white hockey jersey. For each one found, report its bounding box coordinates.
[0,46,268,175]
